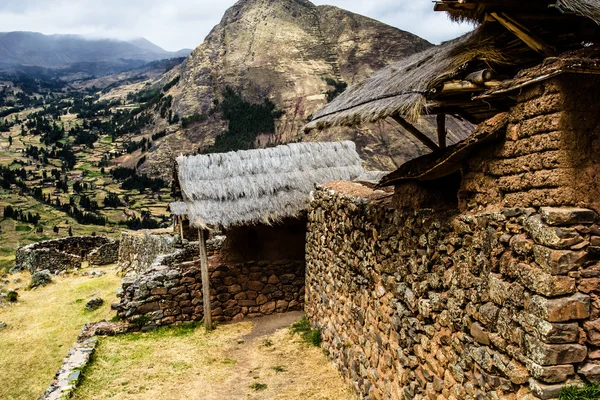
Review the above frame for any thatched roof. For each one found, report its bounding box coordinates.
[169,202,188,216]
[436,0,600,24]
[176,141,364,228]
[305,29,500,131]
[306,0,600,133]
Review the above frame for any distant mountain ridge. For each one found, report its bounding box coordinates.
[0,31,191,68]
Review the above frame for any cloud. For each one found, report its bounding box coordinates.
[0,0,472,51]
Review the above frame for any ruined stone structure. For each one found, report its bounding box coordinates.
[113,259,304,328]
[15,236,119,273]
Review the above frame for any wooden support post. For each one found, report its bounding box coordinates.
[392,115,439,151]
[436,114,447,149]
[490,12,556,57]
[179,216,184,241]
[198,228,212,330]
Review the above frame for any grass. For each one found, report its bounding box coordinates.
[0,266,120,400]
[72,319,357,400]
[290,316,322,347]
[560,383,600,399]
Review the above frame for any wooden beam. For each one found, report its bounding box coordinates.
[392,115,439,151]
[490,12,556,57]
[437,114,447,149]
[198,228,212,331]
[179,216,185,241]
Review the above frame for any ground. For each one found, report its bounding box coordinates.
[0,267,356,400]
[73,311,357,400]
[0,265,120,400]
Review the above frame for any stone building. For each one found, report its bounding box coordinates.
[114,141,366,327]
[304,1,600,399]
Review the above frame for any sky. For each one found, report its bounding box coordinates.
[0,0,473,52]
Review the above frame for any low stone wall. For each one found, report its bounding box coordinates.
[306,185,600,400]
[16,236,118,273]
[117,231,224,276]
[113,259,305,328]
[87,240,120,266]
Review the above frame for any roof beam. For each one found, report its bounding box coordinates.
[490,12,557,57]
[437,114,447,149]
[392,115,440,151]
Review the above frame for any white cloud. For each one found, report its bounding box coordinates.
[0,0,472,51]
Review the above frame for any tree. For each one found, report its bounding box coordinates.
[68,226,73,236]
[8,135,12,146]
[53,226,59,234]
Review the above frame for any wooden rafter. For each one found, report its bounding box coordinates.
[490,12,557,57]
[392,115,439,151]
[437,114,447,149]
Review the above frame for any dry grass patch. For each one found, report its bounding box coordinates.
[0,267,121,400]
[73,319,357,400]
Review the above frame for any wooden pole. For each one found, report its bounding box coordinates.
[392,115,439,151]
[436,114,447,149]
[179,216,185,240]
[198,228,212,330]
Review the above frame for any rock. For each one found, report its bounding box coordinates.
[524,335,587,366]
[526,361,574,384]
[0,321,6,329]
[529,378,579,400]
[470,322,490,345]
[9,264,24,274]
[578,363,600,383]
[528,293,590,322]
[5,291,18,302]
[525,215,584,249]
[584,319,600,346]
[517,263,576,297]
[540,207,597,226]
[30,269,53,288]
[85,298,104,311]
[532,246,584,275]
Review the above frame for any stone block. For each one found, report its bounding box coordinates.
[528,293,590,322]
[584,319,600,346]
[518,312,580,344]
[526,360,573,384]
[259,301,276,314]
[525,215,584,249]
[529,378,570,400]
[524,334,587,366]
[579,278,600,294]
[517,263,576,297]
[578,363,600,383]
[136,302,160,314]
[540,207,597,226]
[471,322,490,345]
[533,246,584,275]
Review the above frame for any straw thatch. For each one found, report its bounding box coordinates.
[305,26,507,131]
[169,202,188,216]
[442,0,600,24]
[176,141,364,228]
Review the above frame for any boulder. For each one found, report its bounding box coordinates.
[30,269,53,288]
[85,298,104,312]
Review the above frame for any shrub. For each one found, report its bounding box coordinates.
[560,383,600,399]
[6,290,18,302]
[290,316,322,347]
[249,382,267,391]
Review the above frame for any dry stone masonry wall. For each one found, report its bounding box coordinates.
[306,186,600,400]
[15,236,118,273]
[113,259,304,328]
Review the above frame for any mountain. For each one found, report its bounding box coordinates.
[141,0,470,175]
[0,32,191,69]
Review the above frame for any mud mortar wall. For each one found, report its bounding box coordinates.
[113,259,305,327]
[462,75,600,213]
[306,187,600,400]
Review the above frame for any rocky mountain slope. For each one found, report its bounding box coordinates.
[143,0,470,175]
[0,32,191,69]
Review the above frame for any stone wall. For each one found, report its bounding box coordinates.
[113,258,304,328]
[117,231,224,276]
[306,184,600,400]
[87,240,120,267]
[15,236,118,273]
[461,75,600,213]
